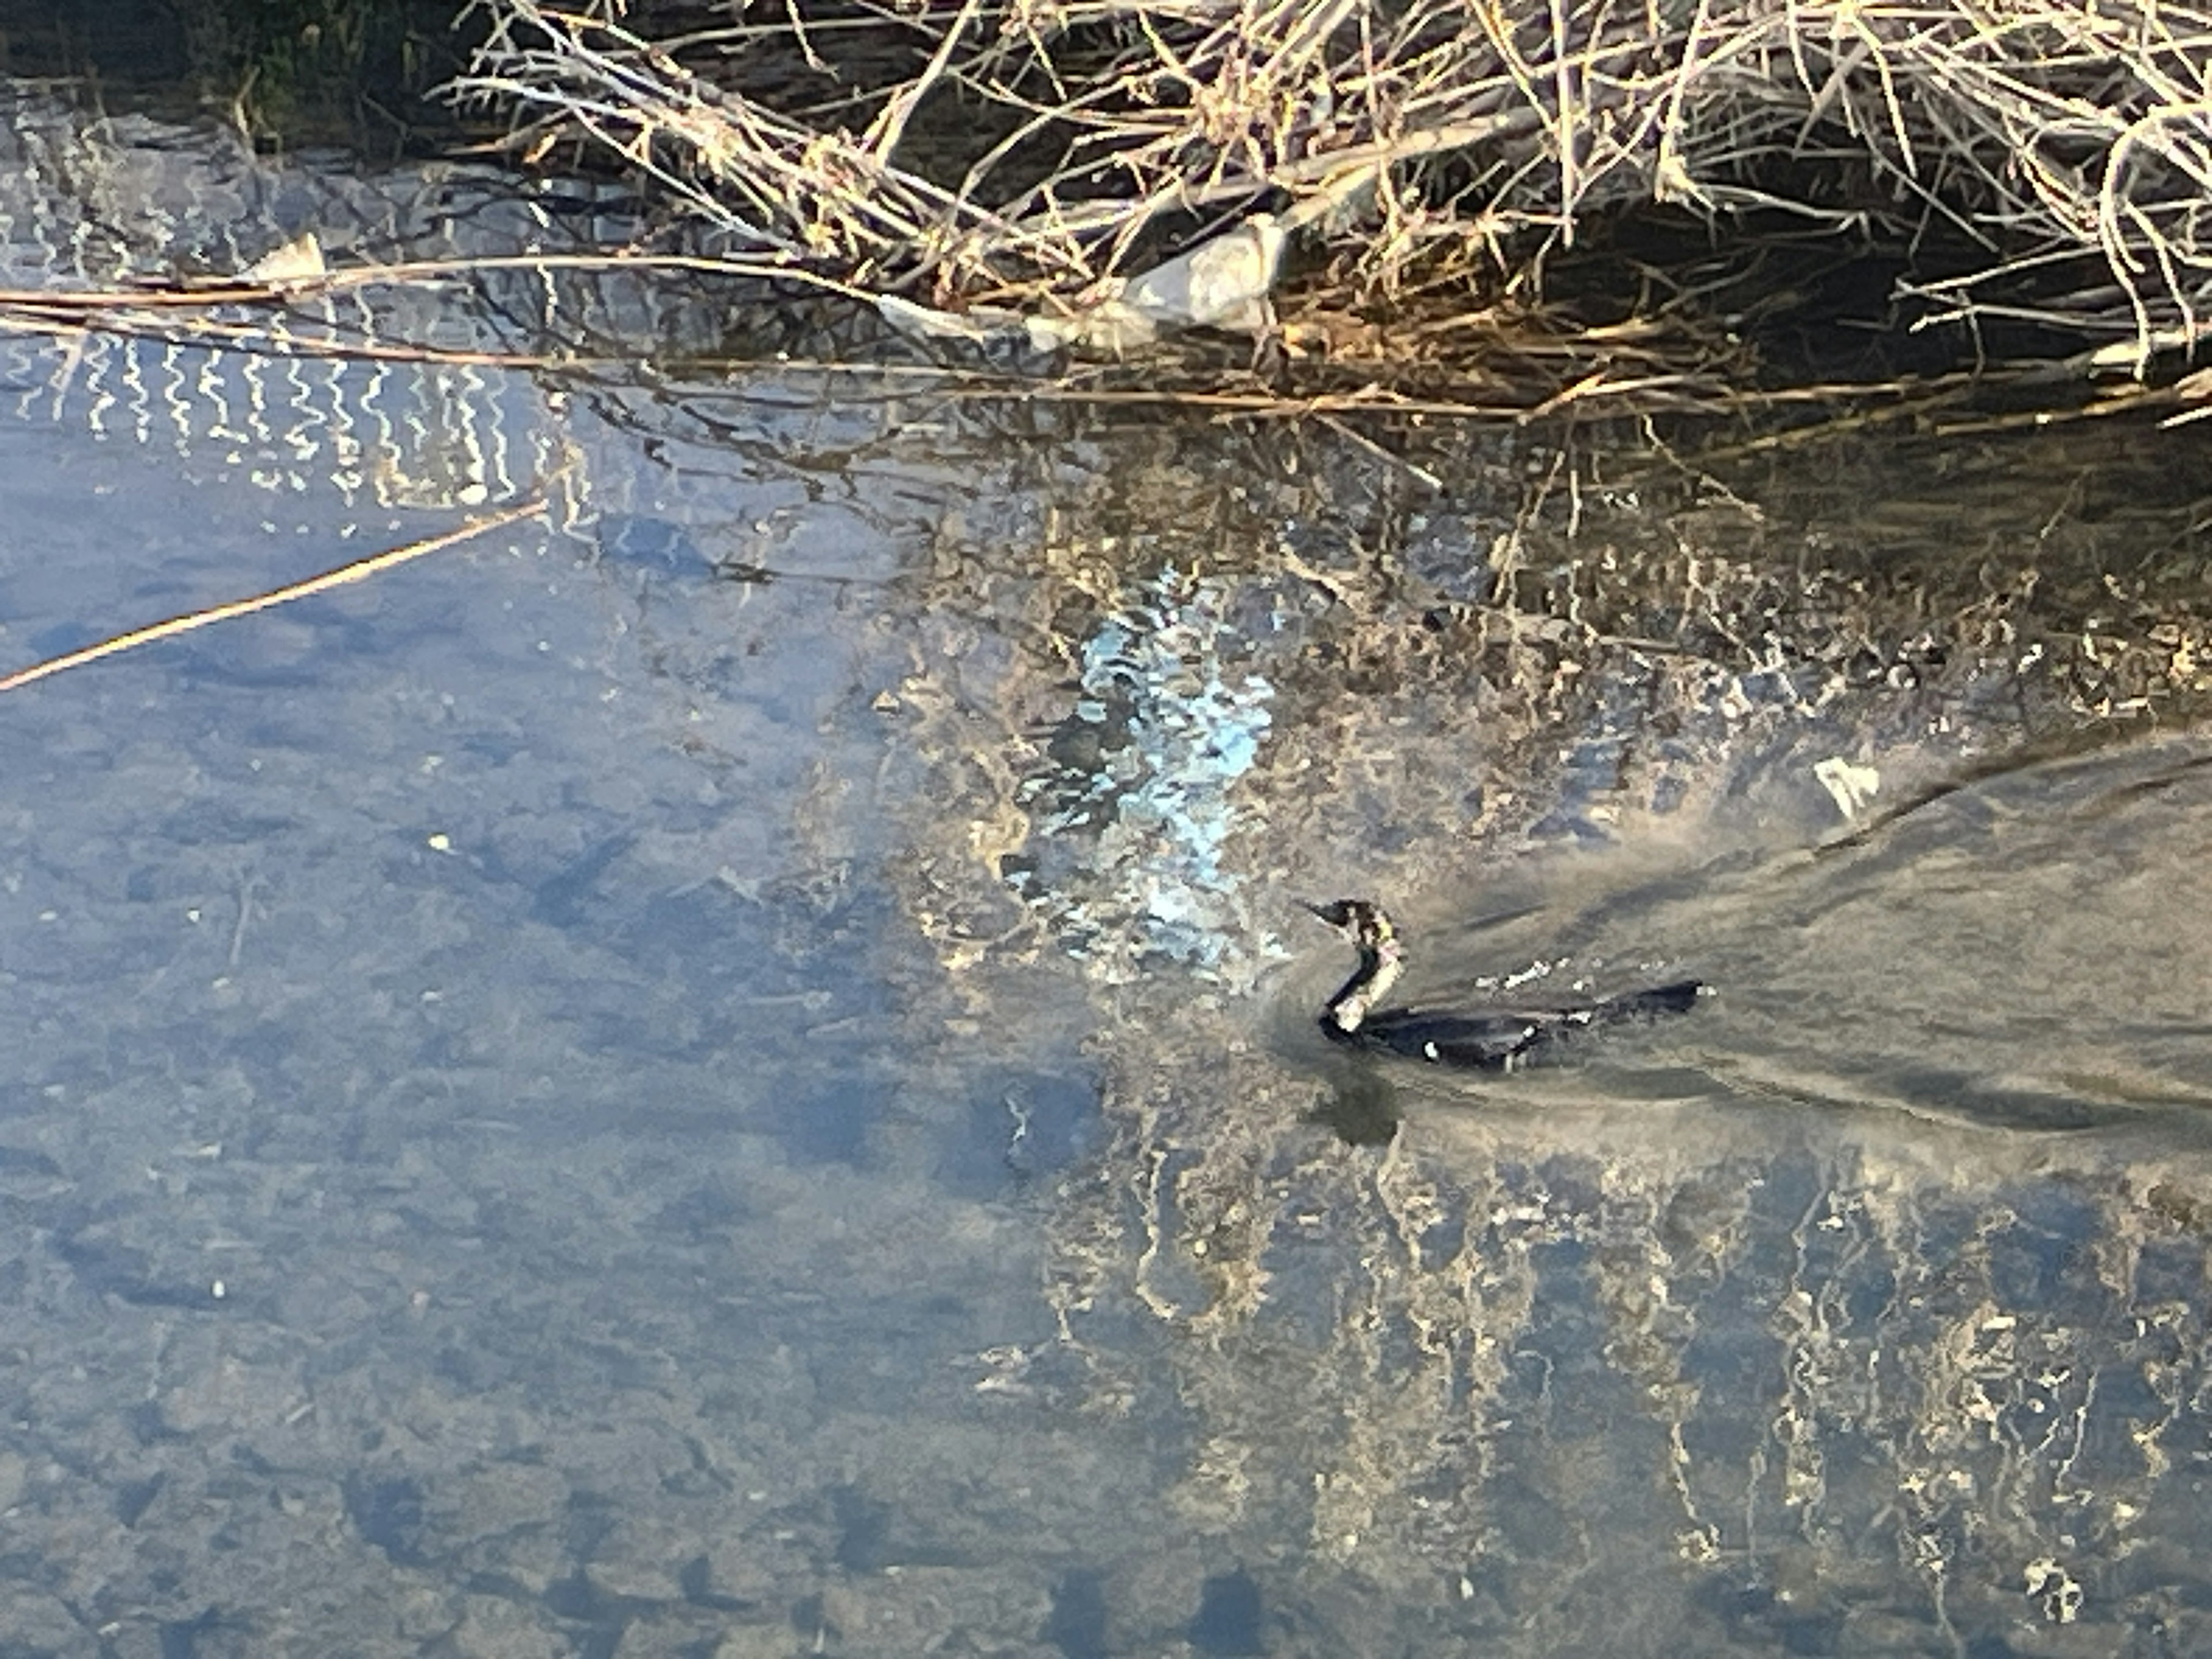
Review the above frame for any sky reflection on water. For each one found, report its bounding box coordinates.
[3,80,2212,1658]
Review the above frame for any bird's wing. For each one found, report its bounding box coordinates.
[1354,1006,1563,1069]
[1354,982,1703,1069]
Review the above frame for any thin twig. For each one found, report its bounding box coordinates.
[0,497,549,695]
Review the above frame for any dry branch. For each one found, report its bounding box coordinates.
[0,497,550,695]
[448,0,2212,374]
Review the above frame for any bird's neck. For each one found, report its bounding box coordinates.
[1323,936,1404,1034]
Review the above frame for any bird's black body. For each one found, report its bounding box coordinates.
[1309,899,1704,1071]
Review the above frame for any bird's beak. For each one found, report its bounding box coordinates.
[1301,899,1351,930]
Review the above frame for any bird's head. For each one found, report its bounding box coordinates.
[1304,898,1396,953]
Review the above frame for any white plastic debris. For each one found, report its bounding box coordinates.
[1033,213,1286,353]
[1120,213,1285,333]
[881,213,1288,357]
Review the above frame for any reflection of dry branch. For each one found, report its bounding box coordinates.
[454,0,2212,371]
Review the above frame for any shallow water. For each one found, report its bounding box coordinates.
[3,81,2212,1658]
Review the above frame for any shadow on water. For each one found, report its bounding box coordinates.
[7,73,2212,1659]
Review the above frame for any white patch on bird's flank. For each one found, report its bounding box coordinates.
[1813,756,1881,820]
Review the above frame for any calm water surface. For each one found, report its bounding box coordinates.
[2,84,2212,1658]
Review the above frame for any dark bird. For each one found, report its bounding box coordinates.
[1307,898,1705,1070]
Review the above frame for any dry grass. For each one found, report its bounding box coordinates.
[449,0,2212,385]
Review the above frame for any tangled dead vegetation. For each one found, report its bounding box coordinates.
[453,0,2212,403]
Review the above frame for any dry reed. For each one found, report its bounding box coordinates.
[449,0,2212,380]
